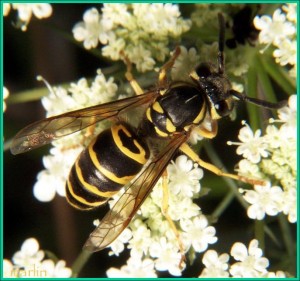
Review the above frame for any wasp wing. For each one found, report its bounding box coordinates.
[10,91,157,155]
[84,133,188,252]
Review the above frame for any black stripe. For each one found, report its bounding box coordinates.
[92,128,144,178]
[68,164,108,205]
[79,149,123,193]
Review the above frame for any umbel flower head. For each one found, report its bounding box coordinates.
[33,70,118,202]
[73,4,191,72]
[228,95,297,223]
[3,238,72,278]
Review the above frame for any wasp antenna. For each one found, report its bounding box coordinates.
[217,13,225,75]
[230,90,287,109]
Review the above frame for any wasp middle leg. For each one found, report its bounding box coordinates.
[180,142,266,186]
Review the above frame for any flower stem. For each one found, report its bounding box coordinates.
[211,191,235,219]
[203,142,248,210]
[278,213,296,272]
[254,219,265,251]
[260,54,296,95]
[246,60,260,131]
[71,249,93,278]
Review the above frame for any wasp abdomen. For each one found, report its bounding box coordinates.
[66,123,150,210]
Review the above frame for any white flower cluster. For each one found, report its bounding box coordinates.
[105,155,218,277]
[3,238,71,278]
[73,4,191,72]
[228,95,297,223]
[33,70,118,202]
[199,239,286,277]
[254,4,297,77]
[3,3,52,31]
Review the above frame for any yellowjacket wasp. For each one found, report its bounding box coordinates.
[10,13,286,254]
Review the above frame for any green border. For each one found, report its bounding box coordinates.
[1,1,299,280]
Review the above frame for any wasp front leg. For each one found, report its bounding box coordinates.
[161,170,186,269]
[158,46,181,86]
[180,143,266,186]
[121,52,144,96]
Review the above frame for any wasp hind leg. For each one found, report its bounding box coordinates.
[161,170,186,269]
[180,142,266,186]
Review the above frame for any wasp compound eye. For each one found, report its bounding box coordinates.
[195,63,212,78]
[214,100,232,117]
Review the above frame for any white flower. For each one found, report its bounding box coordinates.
[3,86,9,112]
[106,257,157,277]
[273,38,296,66]
[149,237,183,276]
[228,121,268,163]
[254,9,295,46]
[167,155,203,198]
[265,270,287,277]
[74,3,191,72]
[280,188,297,223]
[241,183,284,220]
[34,71,117,202]
[126,44,156,73]
[40,259,72,278]
[230,239,269,277]
[73,8,111,49]
[199,250,230,277]
[5,238,72,278]
[11,4,52,31]
[12,238,44,268]
[282,4,297,23]
[3,259,14,277]
[181,215,217,253]
[3,3,11,16]
[109,228,133,256]
[127,220,152,258]
[277,94,297,131]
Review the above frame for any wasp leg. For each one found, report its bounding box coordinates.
[195,119,218,139]
[158,46,181,86]
[121,52,144,96]
[161,170,186,269]
[180,143,266,186]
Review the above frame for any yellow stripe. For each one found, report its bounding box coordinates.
[66,180,104,208]
[159,89,167,96]
[166,118,176,133]
[152,101,164,113]
[193,103,206,124]
[155,126,168,137]
[112,124,148,165]
[65,192,94,210]
[146,108,152,122]
[75,161,118,198]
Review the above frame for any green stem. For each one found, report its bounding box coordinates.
[256,54,277,103]
[71,249,93,278]
[278,214,295,260]
[254,220,265,251]
[260,55,296,95]
[203,142,248,210]
[7,87,50,104]
[211,191,235,219]
[246,61,260,131]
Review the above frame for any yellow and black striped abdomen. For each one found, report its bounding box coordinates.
[66,123,150,210]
